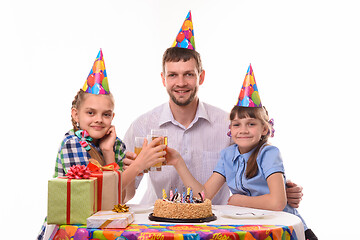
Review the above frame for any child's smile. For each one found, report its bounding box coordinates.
[230,116,268,154]
[71,94,114,141]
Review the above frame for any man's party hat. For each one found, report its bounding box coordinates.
[82,49,110,94]
[236,64,262,107]
[171,11,195,50]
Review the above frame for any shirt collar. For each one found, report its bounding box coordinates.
[158,101,211,128]
[232,145,256,163]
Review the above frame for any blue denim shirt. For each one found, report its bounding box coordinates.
[214,144,307,230]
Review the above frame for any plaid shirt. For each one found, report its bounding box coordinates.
[53,129,126,177]
[37,130,126,239]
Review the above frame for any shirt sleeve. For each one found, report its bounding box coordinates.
[53,137,91,178]
[114,137,126,171]
[258,145,285,179]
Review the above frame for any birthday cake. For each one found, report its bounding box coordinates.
[152,189,213,219]
[153,198,212,219]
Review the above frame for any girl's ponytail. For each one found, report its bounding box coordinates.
[245,140,268,179]
[71,89,83,132]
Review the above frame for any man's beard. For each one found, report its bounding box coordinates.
[168,86,198,106]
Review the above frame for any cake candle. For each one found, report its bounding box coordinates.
[169,189,173,200]
[162,189,167,200]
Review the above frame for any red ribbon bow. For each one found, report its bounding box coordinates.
[87,159,119,173]
[87,159,122,211]
[65,165,91,179]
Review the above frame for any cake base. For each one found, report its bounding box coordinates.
[148,213,217,223]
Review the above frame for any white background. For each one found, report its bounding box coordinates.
[1,0,359,239]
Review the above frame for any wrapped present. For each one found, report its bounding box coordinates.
[88,159,122,211]
[47,176,97,225]
[87,211,135,229]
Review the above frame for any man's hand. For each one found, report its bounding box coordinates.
[286,179,303,208]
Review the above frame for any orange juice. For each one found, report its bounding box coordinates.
[134,147,149,173]
[134,147,142,155]
[151,136,165,171]
[134,137,149,173]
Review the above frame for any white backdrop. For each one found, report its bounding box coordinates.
[1,0,359,239]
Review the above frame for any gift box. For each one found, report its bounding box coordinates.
[47,177,97,225]
[88,159,122,211]
[87,211,135,229]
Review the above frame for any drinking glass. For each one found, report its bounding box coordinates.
[134,137,149,173]
[151,129,168,166]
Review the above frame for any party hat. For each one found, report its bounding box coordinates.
[236,64,262,107]
[82,49,110,95]
[171,11,195,50]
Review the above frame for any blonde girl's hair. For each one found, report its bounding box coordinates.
[229,106,272,179]
[71,89,115,166]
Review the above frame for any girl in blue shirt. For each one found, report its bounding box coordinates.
[166,65,317,240]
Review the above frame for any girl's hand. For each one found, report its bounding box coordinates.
[134,137,166,170]
[99,125,117,152]
[165,147,183,167]
[123,151,143,176]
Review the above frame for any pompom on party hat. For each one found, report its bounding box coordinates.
[82,49,110,95]
[171,11,195,50]
[237,64,262,107]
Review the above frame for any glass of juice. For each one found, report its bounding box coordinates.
[135,137,149,173]
[151,129,168,166]
[147,132,165,171]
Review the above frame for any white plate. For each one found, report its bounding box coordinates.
[221,210,268,219]
[127,204,154,213]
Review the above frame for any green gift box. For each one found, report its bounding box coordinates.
[47,177,97,225]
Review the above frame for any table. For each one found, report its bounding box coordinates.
[47,204,305,240]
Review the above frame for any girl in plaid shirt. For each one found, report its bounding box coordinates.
[54,88,166,183]
[38,50,166,240]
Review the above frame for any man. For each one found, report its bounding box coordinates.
[122,47,303,206]
[123,11,303,206]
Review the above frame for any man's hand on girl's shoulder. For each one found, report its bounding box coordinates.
[286,179,303,208]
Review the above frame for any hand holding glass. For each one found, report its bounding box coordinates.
[151,129,168,166]
[134,137,149,173]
